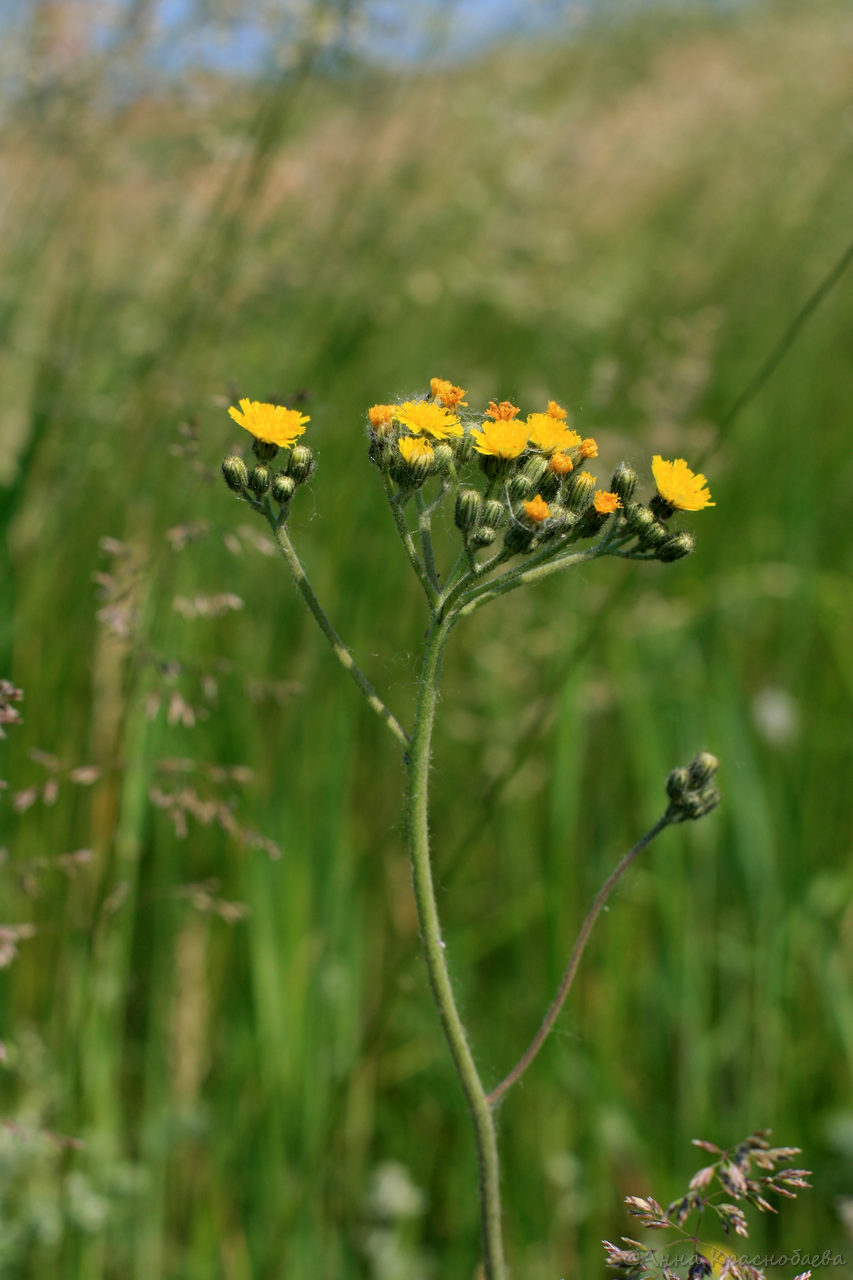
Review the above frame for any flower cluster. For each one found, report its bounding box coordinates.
[366,377,713,563]
[219,381,714,562]
[221,398,316,520]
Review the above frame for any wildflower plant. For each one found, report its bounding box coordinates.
[220,379,719,1277]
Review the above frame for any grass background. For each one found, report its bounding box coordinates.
[1,1,852,1275]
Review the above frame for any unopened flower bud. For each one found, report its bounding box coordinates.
[563,470,596,512]
[471,525,497,548]
[453,432,474,465]
[271,473,296,505]
[503,522,535,555]
[252,437,279,463]
[222,455,248,493]
[248,464,271,495]
[433,444,454,472]
[650,494,675,520]
[665,752,721,823]
[687,751,719,788]
[509,474,533,501]
[523,456,549,487]
[657,531,695,561]
[455,488,483,533]
[482,498,505,528]
[666,766,690,804]
[288,444,316,485]
[626,504,666,547]
[611,462,638,504]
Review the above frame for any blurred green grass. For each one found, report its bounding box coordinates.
[1,2,853,1276]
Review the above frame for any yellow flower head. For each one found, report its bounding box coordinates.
[576,471,596,487]
[228,398,309,448]
[398,436,435,464]
[549,451,574,476]
[578,437,598,460]
[486,399,521,422]
[593,490,622,514]
[651,455,715,511]
[368,403,396,428]
[471,418,529,460]
[430,377,468,409]
[526,413,581,453]
[523,494,551,523]
[394,400,462,439]
[546,400,567,420]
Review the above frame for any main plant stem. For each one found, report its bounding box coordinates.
[407,617,507,1280]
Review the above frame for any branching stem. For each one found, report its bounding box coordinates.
[266,514,410,750]
[487,813,671,1108]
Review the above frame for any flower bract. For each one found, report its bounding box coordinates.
[228,399,309,448]
[394,401,463,439]
[471,419,528,460]
[651,455,715,511]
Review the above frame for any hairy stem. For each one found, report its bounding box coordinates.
[267,516,410,750]
[383,476,439,608]
[487,813,671,1107]
[407,619,506,1279]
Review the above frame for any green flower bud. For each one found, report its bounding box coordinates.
[503,522,535,555]
[482,498,506,528]
[433,443,454,472]
[611,462,638,504]
[455,488,483,533]
[523,455,549,487]
[666,766,690,804]
[471,525,497,548]
[453,432,474,465]
[222,455,248,493]
[248,464,271,495]
[563,471,596,513]
[665,752,721,823]
[650,493,675,521]
[657,531,695,561]
[574,508,608,539]
[687,751,719,788]
[538,470,560,502]
[368,435,394,472]
[626,504,666,547]
[508,473,534,501]
[288,444,316,485]
[252,437,279,463]
[271,473,296,505]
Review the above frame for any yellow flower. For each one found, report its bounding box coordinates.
[398,436,435,463]
[486,399,520,421]
[651,455,715,510]
[394,400,463,439]
[576,471,596,487]
[578,437,598,460]
[546,400,567,420]
[593,490,622,514]
[471,419,529,460]
[549,451,574,475]
[368,403,396,428]
[526,413,581,453]
[523,494,551,523]
[228,398,309,448]
[430,377,468,409]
